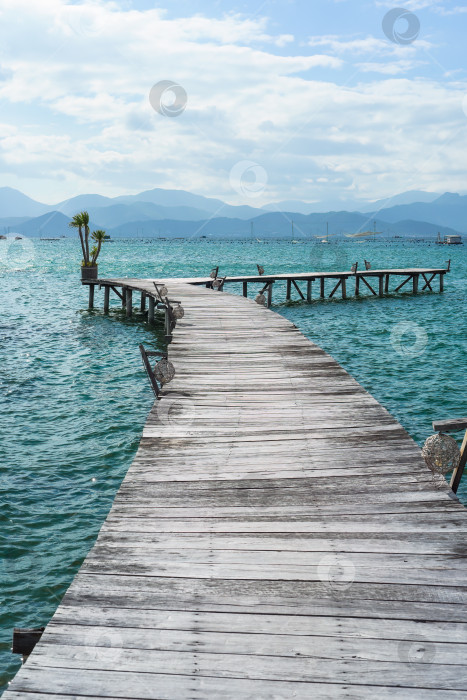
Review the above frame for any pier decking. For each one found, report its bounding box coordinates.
[4,275,467,699]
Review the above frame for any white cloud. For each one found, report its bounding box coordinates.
[0,0,465,206]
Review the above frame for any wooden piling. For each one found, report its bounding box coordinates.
[320,277,325,298]
[341,277,346,300]
[242,281,248,298]
[286,279,291,300]
[385,274,390,293]
[126,288,132,317]
[440,273,444,292]
[103,285,110,313]
[88,284,94,310]
[306,280,312,302]
[413,274,419,295]
[140,292,146,312]
[267,283,273,308]
[355,275,360,295]
[148,296,155,323]
[378,275,384,297]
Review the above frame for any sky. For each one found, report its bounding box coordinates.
[0,0,466,208]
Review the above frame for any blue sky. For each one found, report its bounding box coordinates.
[0,0,466,208]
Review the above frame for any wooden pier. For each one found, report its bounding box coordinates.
[83,264,450,312]
[4,270,467,700]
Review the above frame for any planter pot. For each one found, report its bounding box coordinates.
[81,265,98,281]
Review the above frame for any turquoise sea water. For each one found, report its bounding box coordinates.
[1,237,466,693]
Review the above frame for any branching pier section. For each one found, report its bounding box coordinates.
[84,265,450,311]
[4,275,467,700]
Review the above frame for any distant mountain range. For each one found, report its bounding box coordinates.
[0,186,465,239]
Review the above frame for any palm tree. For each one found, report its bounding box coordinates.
[69,211,107,268]
[90,230,106,265]
[68,213,86,263]
[81,211,90,264]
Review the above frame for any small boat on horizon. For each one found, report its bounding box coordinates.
[436,233,463,245]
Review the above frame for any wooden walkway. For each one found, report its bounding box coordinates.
[4,278,467,699]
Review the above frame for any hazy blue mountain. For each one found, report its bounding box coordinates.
[112,187,264,220]
[262,199,364,215]
[359,190,441,213]
[51,187,262,221]
[12,211,71,237]
[87,202,212,228]
[55,194,115,216]
[0,216,32,231]
[104,211,461,239]
[366,192,467,232]
[0,187,49,217]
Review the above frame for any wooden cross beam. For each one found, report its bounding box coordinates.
[291,279,305,300]
[359,275,377,296]
[421,272,436,291]
[432,417,467,494]
[394,275,413,293]
[329,278,343,298]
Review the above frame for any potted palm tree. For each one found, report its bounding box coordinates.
[69,211,107,280]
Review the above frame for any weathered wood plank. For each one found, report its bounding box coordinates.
[4,275,464,700]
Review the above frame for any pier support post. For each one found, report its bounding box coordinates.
[140,292,146,312]
[355,276,360,295]
[243,281,248,298]
[267,283,273,308]
[88,284,95,310]
[307,280,312,302]
[379,275,384,297]
[148,296,155,323]
[440,273,444,292]
[385,274,390,293]
[320,278,325,298]
[126,288,133,317]
[121,287,126,308]
[103,286,110,313]
[413,274,419,295]
[286,279,291,300]
[341,278,346,300]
